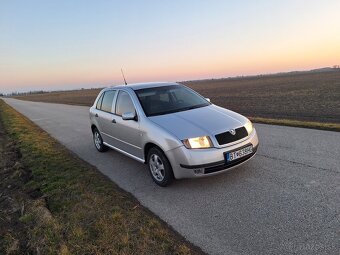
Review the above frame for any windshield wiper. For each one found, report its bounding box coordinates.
[180,104,208,111]
[147,104,208,117]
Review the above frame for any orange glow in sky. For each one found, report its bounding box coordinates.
[0,1,339,93]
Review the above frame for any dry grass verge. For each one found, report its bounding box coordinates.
[0,99,203,255]
[249,117,340,132]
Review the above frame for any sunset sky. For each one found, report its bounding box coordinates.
[1,0,339,93]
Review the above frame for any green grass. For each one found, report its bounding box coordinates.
[0,99,202,255]
[249,117,340,132]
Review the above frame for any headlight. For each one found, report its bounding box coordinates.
[182,136,213,149]
[244,120,253,135]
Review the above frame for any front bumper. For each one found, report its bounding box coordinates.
[165,128,259,179]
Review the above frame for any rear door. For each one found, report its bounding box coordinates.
[95,90,118,146]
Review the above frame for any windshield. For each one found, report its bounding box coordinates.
[134,85,210,117]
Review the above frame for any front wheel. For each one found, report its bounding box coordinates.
[93,128,108,152]
[147,147,174,187]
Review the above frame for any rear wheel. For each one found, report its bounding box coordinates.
[93,128,108,152]
[147,147,174,187]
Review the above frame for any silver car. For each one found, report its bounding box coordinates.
[90,82,259,186]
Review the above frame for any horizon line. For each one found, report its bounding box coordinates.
[2,65,340,95]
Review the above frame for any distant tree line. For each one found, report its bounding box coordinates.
[333,65,340,69]
[1,90,48,97]
[1,87,103,97]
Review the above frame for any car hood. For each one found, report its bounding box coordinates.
[149,105,248,140]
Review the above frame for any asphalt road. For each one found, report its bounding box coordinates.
[3,98,339,255]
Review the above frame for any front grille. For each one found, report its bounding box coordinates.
[215,127,248,145]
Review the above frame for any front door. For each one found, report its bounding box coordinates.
[110,90,143,160]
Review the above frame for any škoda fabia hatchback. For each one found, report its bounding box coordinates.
[90,82,259,186]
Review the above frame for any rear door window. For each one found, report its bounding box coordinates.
[96,93,104,109]
[100,90,116,113]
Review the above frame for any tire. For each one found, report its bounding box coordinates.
[93,128,108,152]
[147,147,174,187]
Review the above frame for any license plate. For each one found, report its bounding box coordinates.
[226,145,253,162]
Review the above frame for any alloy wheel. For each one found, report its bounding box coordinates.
[149,154,165,182]
[94,131,102,150]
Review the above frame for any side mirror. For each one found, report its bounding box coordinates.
[205,98,211,102]
[122,112,137,121]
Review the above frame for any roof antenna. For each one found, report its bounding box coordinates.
[121,68,127,85]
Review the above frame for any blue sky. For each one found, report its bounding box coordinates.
[1,0,339,92]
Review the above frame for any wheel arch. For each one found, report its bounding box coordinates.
[91,124,97,133]
[144,142,162,164]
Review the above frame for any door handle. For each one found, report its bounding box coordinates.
[112,119,116,123]
[95,113,98,117]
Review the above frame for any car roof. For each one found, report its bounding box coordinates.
[104,82,181,91]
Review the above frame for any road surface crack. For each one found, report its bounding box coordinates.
[257,154,338,174]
